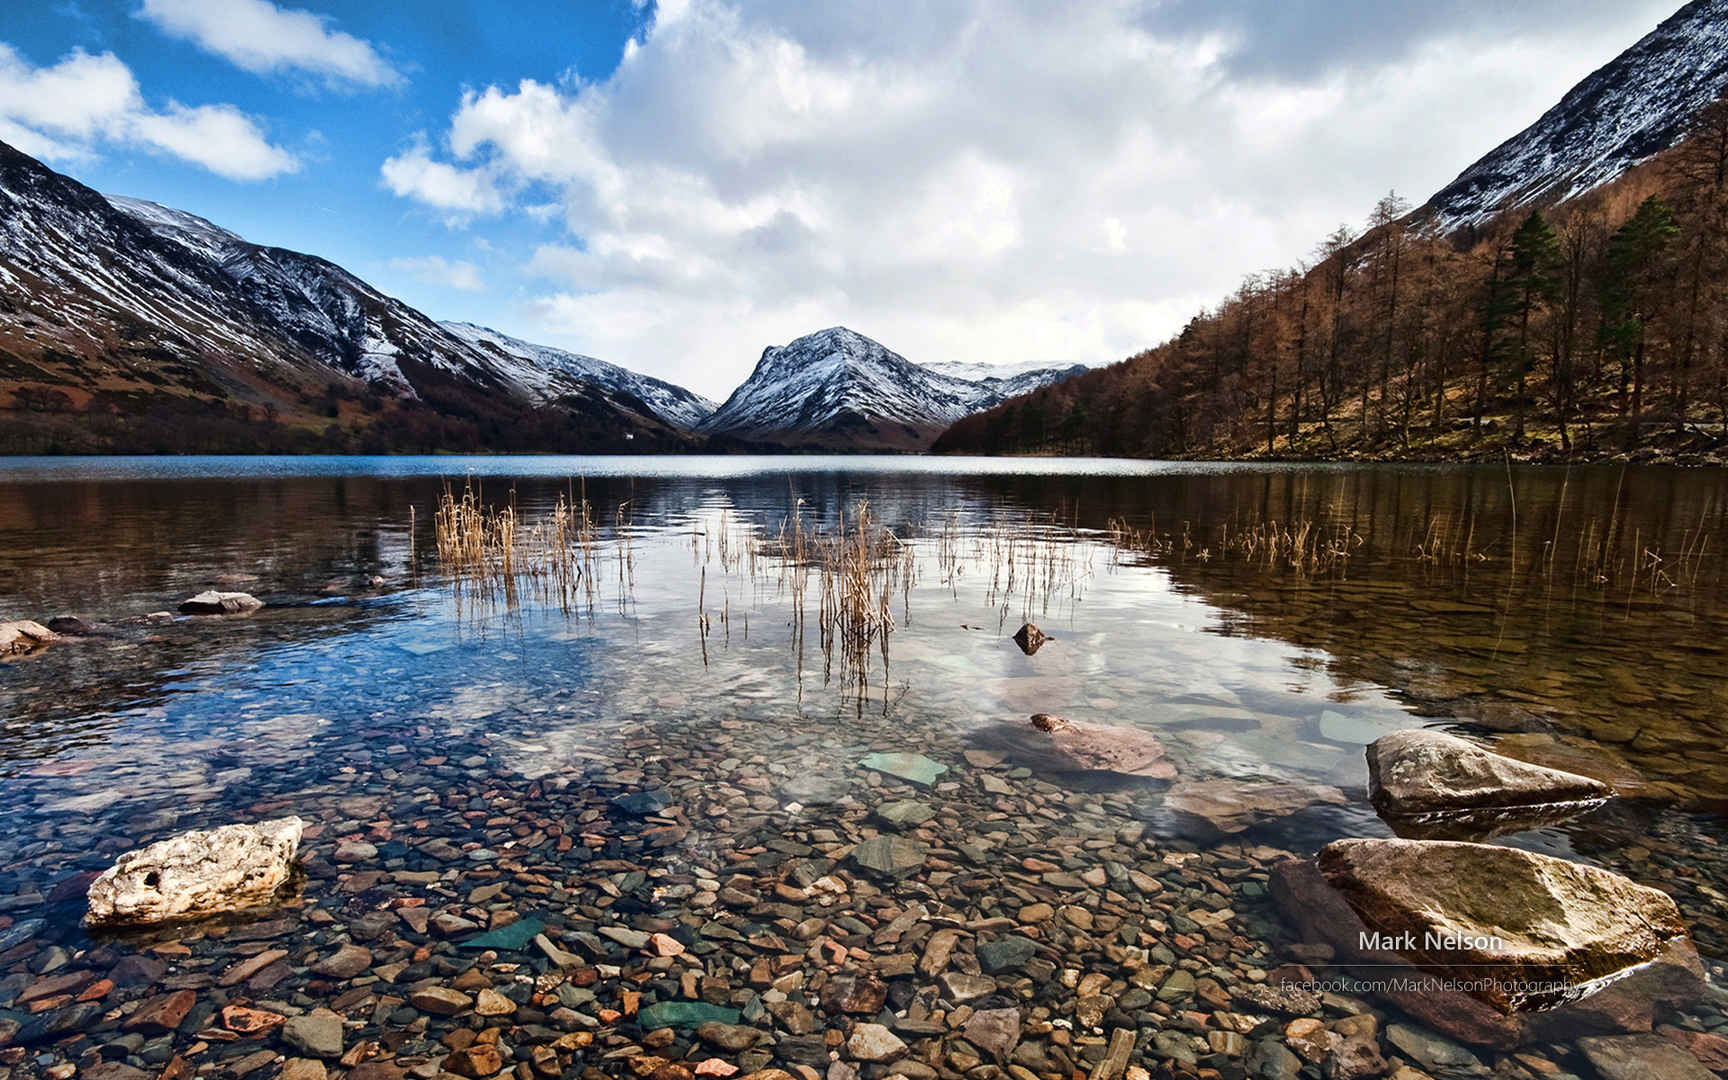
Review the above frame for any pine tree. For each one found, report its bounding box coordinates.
[1599,197,1679,431]
[1474,241,1517,430]
[1505,211,1563,441]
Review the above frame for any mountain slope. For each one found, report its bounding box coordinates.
[700,326,1084,450]
[103,194,495,400]
[1422,0,1728,233]
[440,322,716,429]
[0,141,704,452]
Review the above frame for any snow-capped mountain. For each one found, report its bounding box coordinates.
[441,322,716,429]
[0,140,709,450]
[103,193,498,400]
[1421,0,1728,233]
[700,327,1084,449]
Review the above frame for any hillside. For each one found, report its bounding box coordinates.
[936,2,1728,464]
[1424,0,1728,235]
[0,141,700,454]
[440,322,717,430]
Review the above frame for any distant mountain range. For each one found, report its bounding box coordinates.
[0,140,1085,453]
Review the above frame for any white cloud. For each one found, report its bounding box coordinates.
[138,0,401,89]
[380,139,506,217]
[129,102,299,180]
[389,254,486,291]
[0,43,297,180]
[0,45,138,141]
[382,0,1679,400]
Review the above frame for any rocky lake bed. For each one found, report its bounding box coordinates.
[0,457,1726,1080]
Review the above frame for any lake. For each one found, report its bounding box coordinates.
[0,455,1725,1076]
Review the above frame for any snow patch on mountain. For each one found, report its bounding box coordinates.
[102,195,245,265]
[1423,0,1728,233]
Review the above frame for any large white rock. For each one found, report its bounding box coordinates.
[178,591,263,615]
[1318,838,1692,1015]
[86,817,304,927]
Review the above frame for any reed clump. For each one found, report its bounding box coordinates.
[1107,515,1360,574]
[812,502,906,686]
[431,480,613,613]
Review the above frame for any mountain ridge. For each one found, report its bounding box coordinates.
[0,141,705,452]
[438,321,718,430]
[700,326,1085,450]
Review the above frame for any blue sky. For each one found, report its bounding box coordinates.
[0,0,1684,398]
[2,1,649,356]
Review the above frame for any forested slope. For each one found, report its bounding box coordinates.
[936,100,1728,464]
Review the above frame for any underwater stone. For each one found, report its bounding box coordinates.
[1318,710,1388,745]
[637,1001,741,1030]
[1162,780,1346,834]
[858,752,948,787]
[457,915,545,952]
[612,790,673,815]
[850,835,927,877]
[976,936,1037,974]
[1028,714,1175,778]
[1576,1033,1716,1080]
[845,1022,907,1062]
[872,800,935,828]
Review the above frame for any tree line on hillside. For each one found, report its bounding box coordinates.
[936,98,1728,462]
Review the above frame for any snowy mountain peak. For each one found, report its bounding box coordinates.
[701,326,1085,449]
[745,326,903,382]
[1422,0,1728,233]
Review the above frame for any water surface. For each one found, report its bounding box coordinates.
[1,455,1725,1074]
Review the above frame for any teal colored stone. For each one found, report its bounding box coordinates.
[457,915,545,951]
[859,752,948,787]
[636,1001,742,1030]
